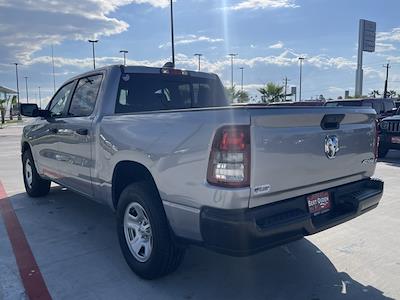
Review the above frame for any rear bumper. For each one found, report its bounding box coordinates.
[200,178,383,256]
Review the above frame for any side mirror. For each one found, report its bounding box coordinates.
[20,103,39,117]
[20,103,51,118]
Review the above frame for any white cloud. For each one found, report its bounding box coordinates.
[269,41,284,49]
[327,86,346,94]
[230,0,299,10]
[159,34,224,48]
[0,0,168,63]
[377,28,400,42]
[375,42,396,53]
[26,55,168,70]
[24,48,360,79]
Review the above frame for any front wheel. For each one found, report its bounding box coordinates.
[116,182,185,279]
[22,150,51,197]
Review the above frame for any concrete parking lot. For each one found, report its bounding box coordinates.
[0,124,399,300]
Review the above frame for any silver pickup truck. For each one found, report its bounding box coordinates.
[20,65,383,279]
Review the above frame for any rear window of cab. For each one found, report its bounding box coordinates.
[115,73,229,113]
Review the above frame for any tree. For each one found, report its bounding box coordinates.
[225,85,250,103]
[257,82,284,103]
[0,99,6,125]
[236,90,250,103]
[369,90,380,98]
[388,90,397,98]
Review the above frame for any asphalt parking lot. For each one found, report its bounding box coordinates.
[0,124,399,300]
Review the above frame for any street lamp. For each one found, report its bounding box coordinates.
[13,63,21,120]
[194,53,203,71]
[120,50,128,66]
[228,53,238,89]
[239,67,244,91]
[298,57,305,101]
[88,39,99,70]
[170,0,175,67]
[38,86,42,109]
[24,76,29,103]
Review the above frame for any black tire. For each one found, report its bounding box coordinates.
[116,182,185,279]
[22,150,51,197]
[378,146,389,158]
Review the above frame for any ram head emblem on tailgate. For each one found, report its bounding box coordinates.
[325,135,339,159]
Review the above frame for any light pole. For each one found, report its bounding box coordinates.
[298,57,305,101]
[194,53,202,71]
[24,76,29,103]
[120,50,128,66]
[170,0,175,67]
[228,53,238,89]
[38,86,42,109]
[14,63,21,120]
[239,67,244,91]
[51,44,56,93]
[283,76,290,101]
[88,39,99,69]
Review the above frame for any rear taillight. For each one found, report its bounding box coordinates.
[207,126,250,187]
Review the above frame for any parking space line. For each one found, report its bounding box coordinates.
[0,182,52,300]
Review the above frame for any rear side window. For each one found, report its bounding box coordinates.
[116,73,228,113]
[68,75,102,117]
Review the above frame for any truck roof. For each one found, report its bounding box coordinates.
[66,64,218,83]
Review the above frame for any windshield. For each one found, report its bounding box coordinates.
[116,73,229,113]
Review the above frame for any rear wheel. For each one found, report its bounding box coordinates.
[116,182,185,279]
[22,150,51,197]
[378,146,389,158]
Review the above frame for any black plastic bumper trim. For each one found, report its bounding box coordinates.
[200,178,383,256]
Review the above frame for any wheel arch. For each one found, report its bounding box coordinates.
[111,160,159,210]
[21,141,32,154]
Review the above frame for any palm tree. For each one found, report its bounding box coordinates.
[388,90,397,98]
[258,82,284,103]
[369,90,380,98]
[225,85,250,103]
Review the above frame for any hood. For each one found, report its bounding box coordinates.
[382,115,400,121]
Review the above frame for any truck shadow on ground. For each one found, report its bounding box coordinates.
[7,187,394,300]
[378,150,400,167]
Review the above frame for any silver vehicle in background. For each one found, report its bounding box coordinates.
[20,64,383,279]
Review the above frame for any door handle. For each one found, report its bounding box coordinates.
[76,128,88,136]
[49,128,58,134]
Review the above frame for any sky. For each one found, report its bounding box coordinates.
[1,0,400,105]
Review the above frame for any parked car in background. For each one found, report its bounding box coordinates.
[19,64,383,279]
[325,98,396,119]
[378,109,400,157]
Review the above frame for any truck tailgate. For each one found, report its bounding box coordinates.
[249,107,377,208]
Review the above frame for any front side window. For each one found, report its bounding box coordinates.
[48,82,75,117]
[68,75,102,117]
[116,73,228,113]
